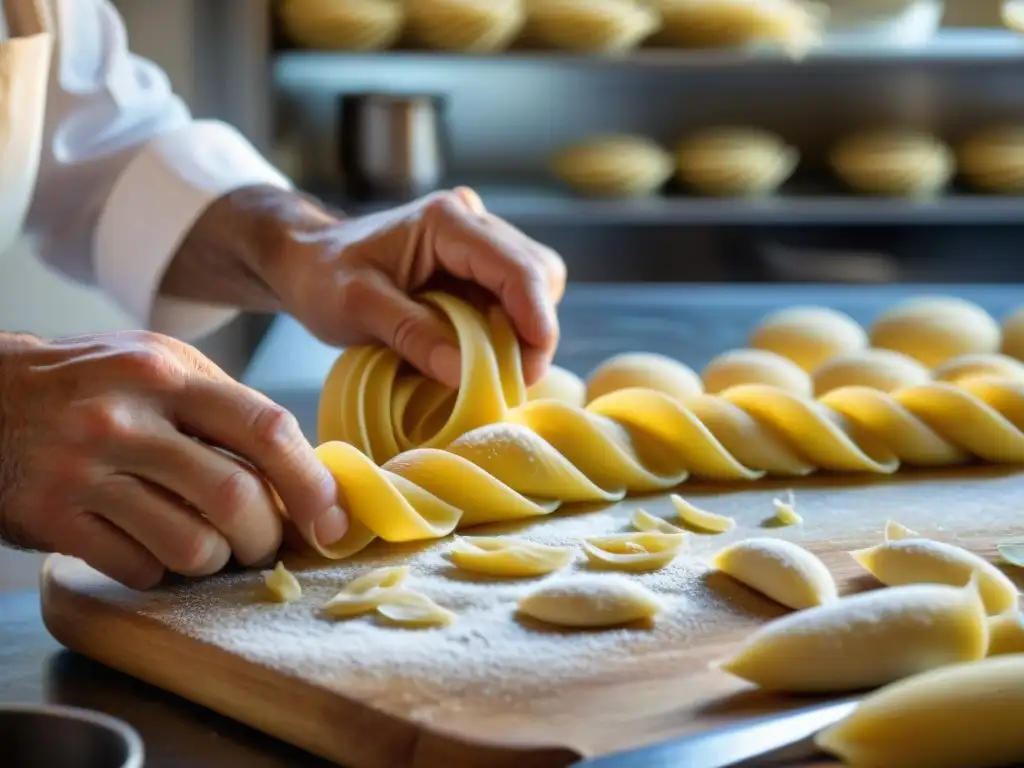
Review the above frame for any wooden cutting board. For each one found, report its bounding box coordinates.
[40,466,1024,768]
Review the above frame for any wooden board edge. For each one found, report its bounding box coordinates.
[38,555,584,768]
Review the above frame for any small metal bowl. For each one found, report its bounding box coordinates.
[0,704,144,768]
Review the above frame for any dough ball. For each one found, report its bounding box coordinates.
[527,365,586,407]
[932,352,1024,386]
[278,0,405,50]
[523,0,661,52]
[517,574,664,628]
[812,348,931,395]
[648,0,825,54]
[869,296,1001,368]
[957,124,1024,193]
[585,352,703,403]
[673,127,799,196]
[829,129,955,197]
[552,135,673,197]
[749,306,868,372]
[713,538,837,610]
[815,655,1024,768]
[404,0,525,52]
[1001,305,1024,361]
[717,581,989,692]
[701,348,812,396]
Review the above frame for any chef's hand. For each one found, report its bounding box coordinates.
[0,331,345,590]
[265,187,566,388]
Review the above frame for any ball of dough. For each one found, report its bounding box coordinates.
[713,538,838,610]
[957,124,1024,194]
[527,365,586,407]
[749,306,868,372]
[647,0,824,54]
[523,0,661,53]
[585,352,703,403]
[673,127,799,197]
[829,129,955,197]
[552,135,674,197]
[932,352,1024,386]
[1001,305,1024,361]
[812,348,931,396]
[404,0,525,52]
[278,0,405,50]
[701,348,812,396]
[868,296,1001,368]
[517,574,664,628]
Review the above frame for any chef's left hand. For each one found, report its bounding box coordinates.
[265,187,566,388]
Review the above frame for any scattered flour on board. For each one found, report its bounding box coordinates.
[92,471,1022,708]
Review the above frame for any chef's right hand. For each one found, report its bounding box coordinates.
[0,330,346,590]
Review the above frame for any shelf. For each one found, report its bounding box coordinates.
[311,183,1024,226]
[274,29,1024,75]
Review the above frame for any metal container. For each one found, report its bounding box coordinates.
[338,92,449,202]
[0,704,144,768]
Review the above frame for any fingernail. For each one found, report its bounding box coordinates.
[429,344,462,387]
[314,506,349,547]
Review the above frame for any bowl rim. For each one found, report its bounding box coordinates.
[0,703,145,768]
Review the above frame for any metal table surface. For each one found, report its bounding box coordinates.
[3,282,1023,768]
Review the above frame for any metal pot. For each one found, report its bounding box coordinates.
[337,92,450,202]
[0,703,145,768]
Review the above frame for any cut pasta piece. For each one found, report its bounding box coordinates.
[448,536,573,577]
[262,561,302,603]
[517,574,663,628]
[884,520,920,542]
[851,538,1019,615]
[815,655,1024,768]
[771,491,801,526]
[671,494,736,533]
[581,531,686,572]
[631,508,686,534]
[344,565,411,594]
[322,586,398,619]
[713,538,836,610]
[988,610,1024,656]
[717,579,988,693]
[375,589,456,628]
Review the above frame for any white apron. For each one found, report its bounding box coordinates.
[0,0,52,255]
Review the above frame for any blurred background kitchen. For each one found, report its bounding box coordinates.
[0,0,1022,586]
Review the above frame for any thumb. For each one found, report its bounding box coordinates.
[353,272,462,388]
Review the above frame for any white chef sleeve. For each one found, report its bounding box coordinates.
[24,0,293,341]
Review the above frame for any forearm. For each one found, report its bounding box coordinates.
[158,186,340,313]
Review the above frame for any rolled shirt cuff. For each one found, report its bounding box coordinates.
[94,120,292,342]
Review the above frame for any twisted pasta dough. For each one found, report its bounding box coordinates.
[310,292,1024,561]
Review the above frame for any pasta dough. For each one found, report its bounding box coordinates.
[851,538,1020,615]
[321,565,412,618]
[263,562,302,603]
[717,580,988,692]
[748,306,867,372]
[700,348,811,396]
[551,135,674,197]
[526,365,586,408]
[812,348,930,396]
[375,589,456,628]
[404,0,525,52]
[957,124,1024,193]
[517,574,663,628]
[712,537,836,610]
[869,296,1002,368]
[278,0,405,50]
[632,508,686,534]
[829,129,955,197]
[448,536,574,577]
[673,127,799,197]
[815,655,1024,768]
[987,610,1024,656]
[770,492,801,525]
[671,494,735,533]
[932,352,1024,385]
[308,291,1024,562]
[581,531,686,572]
[523,0,661,52]
[884,520,919,542]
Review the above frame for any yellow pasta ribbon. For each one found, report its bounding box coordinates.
[303,293,1024,560]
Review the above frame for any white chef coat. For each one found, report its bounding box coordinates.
[18,0,293,342]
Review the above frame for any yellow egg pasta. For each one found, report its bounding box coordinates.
[552,135,674,198]
[701,349,811,396]
[749,306,868,372]
[869,296,1001,368]
[884,520,920,542]
[770,491,801,526]
[404,0,525,52]
[631,508,686,534]
[278,0,405,51]
[671,494,736,533]
[987,610,1024,656]
[523,0,661,53]
[517,574,663,628]
[581,531,686,572]
[375,589,457,628]
[262,561,302,603]
[713,537,836,610]
[448,536,574,577]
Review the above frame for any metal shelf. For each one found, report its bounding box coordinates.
[312,183,1024,226]
[274,29,1024,76]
